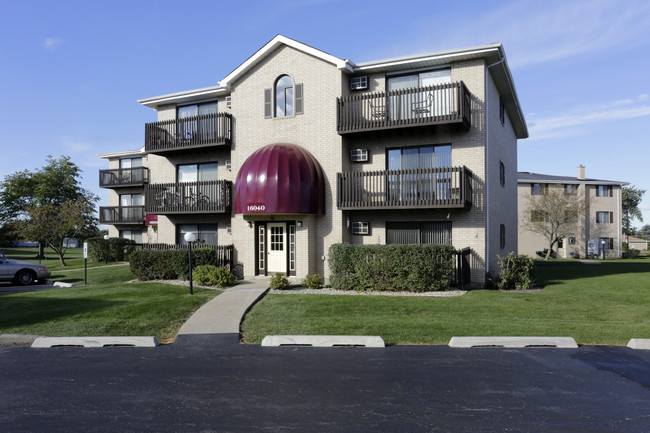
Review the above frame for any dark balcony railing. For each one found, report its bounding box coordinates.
[134,243,234,269]
[99,167,149,188]
[145,180,232,214]
[99,206,145,224]
[337,166,472,210]
[145,112,232,154]
[337,81,471,134]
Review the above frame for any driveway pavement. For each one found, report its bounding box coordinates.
[1,335,649,432]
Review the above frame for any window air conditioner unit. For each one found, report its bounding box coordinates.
[350,148,369,162]
[225,96,232,108]
[350,76,368,90]
[351,221,369,235]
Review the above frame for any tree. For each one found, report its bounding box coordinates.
[622,186,645,237]
[0,155,98,265]
[14,199,96,266]
[523,185,588,260]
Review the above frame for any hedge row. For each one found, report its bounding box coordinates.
[128,247,220,281]
[85,237,136,262]
[328,243,455,292]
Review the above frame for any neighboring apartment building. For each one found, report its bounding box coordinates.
[98,35,528,286]
[518,166,628,259]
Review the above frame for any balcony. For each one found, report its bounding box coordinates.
[337,166,473,210]
[99,206,145,224]
[99,167,149,188]
[337,82,471,135]
[145,112,232,155]
[145,180,232,214]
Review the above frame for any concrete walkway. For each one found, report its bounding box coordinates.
[177,279,269,335]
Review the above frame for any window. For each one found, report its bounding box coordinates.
[388,68,451,119]
[119,194,144,222]
[565,184,578,195]
[530,210,548,222]
[120,230,142,244]
[289,224,296,272]
[177,162,218,182]
[499,97,505,126]
[177,102,218,140]
[387,144,452,201]
[499,161,505,187]
[596,185,612,197]
[265,75,303,118]
[386,221,452,245]
[500,224,505,249]
[120,157,142,169]
[178,224,217,246]
[596,211,613,224]
[351,221,369,235]
[599,237,614,250]
[258,225,265,271]
[568,236,576,245]
[531,183,547,195]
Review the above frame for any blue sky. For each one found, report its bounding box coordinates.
[2,0,650,227]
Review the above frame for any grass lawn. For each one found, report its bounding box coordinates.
[0,262,219,342]
[241,260,650,345]
[1,246,112,271]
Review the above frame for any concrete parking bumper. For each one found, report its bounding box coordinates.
[32,336,159,348]
[449,336,578,348]
[262,335,385,347]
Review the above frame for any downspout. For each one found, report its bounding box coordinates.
[618,186,622,258]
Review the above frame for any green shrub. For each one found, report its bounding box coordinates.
[193,265,236,287]
[128,249,175,280]
[302,274,323,289]
[270,273,290,290]
[128,246,223,281]
[86,237,136,262]
[328,243,455,292]
[626,248,640,259]
[495,252,534,290]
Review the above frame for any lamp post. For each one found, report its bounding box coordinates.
[601,239,606,260]
[184,232,197,295]
[103,234,109,265]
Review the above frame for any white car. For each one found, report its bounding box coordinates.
[0,253,51,285]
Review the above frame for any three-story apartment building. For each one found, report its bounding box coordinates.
[99,35,528,286]
[518,166,628,259]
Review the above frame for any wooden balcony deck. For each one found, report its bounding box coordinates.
[99,167,149,188]
[337,82,471,135]
[144,112,232,154]
[337,166,472,210]
[145,180,232,214]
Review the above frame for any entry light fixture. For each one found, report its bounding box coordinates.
[297,221,302,227]
[246,221,252,228]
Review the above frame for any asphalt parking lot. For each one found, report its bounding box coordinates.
[1,334,649,432]
[0,281,61,294]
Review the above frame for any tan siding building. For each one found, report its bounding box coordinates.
[98,36,528,287]
[518,166,628,259]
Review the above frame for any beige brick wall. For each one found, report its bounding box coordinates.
[228,45,344,278]
[484,66,518,275]
[101,45,525,286]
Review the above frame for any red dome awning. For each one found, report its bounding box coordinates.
[234,143,325,215]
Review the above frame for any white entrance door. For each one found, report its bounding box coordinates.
[267,223,287,273]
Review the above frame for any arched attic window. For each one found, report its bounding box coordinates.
[265,75,303,118]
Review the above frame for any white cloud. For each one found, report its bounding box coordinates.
[376,0,650,68]
[527,94,650,141]
[42,37,62,51]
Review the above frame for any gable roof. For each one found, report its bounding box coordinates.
[518,171,628,186]
[138,36,527,138]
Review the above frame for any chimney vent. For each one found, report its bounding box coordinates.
[577,165,585,180]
